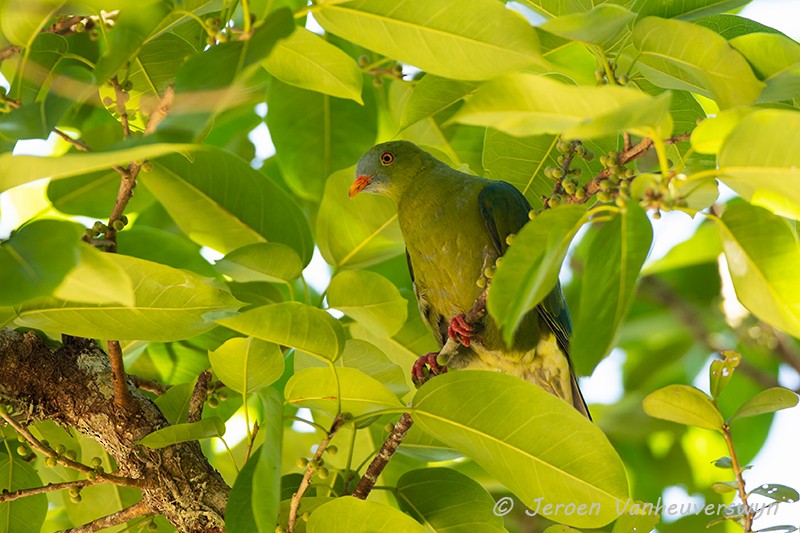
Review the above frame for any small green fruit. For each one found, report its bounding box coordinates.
[16,445,28,456]
[65,449,77,461]
[326,446,338,456]
[317,467,329,479]
[112,220,125,231]
[91,457,102,468]
[55,444,66,455]
[296,457,309,469]
[45,456,58,468]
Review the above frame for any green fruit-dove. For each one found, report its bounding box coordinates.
[350,140,590,418]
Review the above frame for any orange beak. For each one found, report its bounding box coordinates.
[349,175,372,198]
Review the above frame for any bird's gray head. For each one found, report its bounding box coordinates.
[349,140,437,202]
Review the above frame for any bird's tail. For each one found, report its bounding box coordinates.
[570,370,592,420]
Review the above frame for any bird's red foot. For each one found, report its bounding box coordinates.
[411,352,447,387]
[448,314,478,347]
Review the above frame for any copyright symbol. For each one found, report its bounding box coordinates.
[494,496,514,516]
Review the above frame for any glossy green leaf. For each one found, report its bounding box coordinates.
[284,367,404,417]
[138,417,226,448]
[52,242,135,306]
[217,302,345,361]
[307,497,426,533]
[252,388,284,532]
[540,5,635,45]
[399,75,478,130]
[215,242,303,284]
[226,447,262,533]
[717,110,800,220]
[315,0,542,81]
[542,526,581,533]
[642,384,724,431]
[717,201,800,337]
[339,339,409,398]
[690,108,752,155]
[630,0,750,21]
[748,484,799,503]
[209,336,284,395]
[453,73,672,140]
[328,270,407,337]
[731,387,799,421]
[12,32,68,105]
[611,509,660,533]
[263,26,363,102]
[15,254,240,341]
[412,371,629,528]
[396,468,505,532]
[730,33,800,103]
[488,205,586,345]
[0,0,64,47]
[154,380,196,425]
[709,350,741,400]
[316,167,404,269]
[116,225,218,278]
[632,16,764,109]
[0,219,82,306]
[266,80,377,202]
[694,13,783,39]
[572,203,652,369]
[711,481,738,493]
[0,143,193,193]
[0,452,47,533]
[143,147,313,262]
[47,167,154,218]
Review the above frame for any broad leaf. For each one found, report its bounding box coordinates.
[307,497,426,533]
[226,447,262,533]
[396,468,505,532]
[154,380,196,425]
[215,242,303,284]
[729,33,800,103]
[642,384,724,431]
[217,302,345,361]
[138,417,226,448]
[399,75,478,130]
[488,204,586,345]
[208,336,284,395]
[327,270,407,337]
[252,388,284,532]
[15,254,240,341]
[748,484,799,503]
[717,110,800,220]
[412,371,629,528]
[630,0,750,21]
[572,203,653,369]
[315,0,542,81]
[731,387,799,421]
[716,201,800,337]
[540,5,635,46]
[0,0,64,47]
[284,367,404,418]
[0,452,47,533]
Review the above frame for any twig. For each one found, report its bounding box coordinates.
[0,478,105,503]
[54,128,91,151]
[187,370,212,423]
[107,341,134,410]
[58,500,150,533]
[288,414,346,533]
[145,85,174,134]
[129,374,170,395]
[110,76,131,139]
[722,424,754,532]
[0,408,145,489]
[352,412,414,500]
[0,16,83,63]
[244,420,260,463]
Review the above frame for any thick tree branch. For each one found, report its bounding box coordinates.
[188,370,212,423]
[0,330,229,532]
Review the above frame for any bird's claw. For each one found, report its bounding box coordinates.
[448,314,478,347]
[411,352,447,387]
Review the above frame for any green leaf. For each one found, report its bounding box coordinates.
[611,507,660,533]
[712,456,733,469]
[209,337,284,395]
[711,481,739,493]
[217,302,345,361]
[252,388,284,532]
[631,0,751,21]
[399,75,478,131]
[488,205,585,345]
[316,167,404,269]
[226,447,261,533]
[137,416,226,448]
[453,73,672,140]
[729,33,800,103]
[749,484,799,503]
[572,203,652,369]
[694,13,783,39]
[157,9,295,138]
[717,109,800,220]
[689,108,752,155]
[307,497,426,533]
[116,225,218,278]
[632,16,764,109]
[709,350,741,400]
[15,254,240,341]
[642,384,724,431]
[0,219,82,306]
[731,387,799,421]
[154,380,196,424]
[53,243,135,306]
[215,242,303,284]
[540,5,635,45]
[0,143,193,193]
[143,147,313,262]
[412,371,629,528]
[263,26,363,102]
[47,168,154,219]
[315,0,542,81]
[0,452,47,533]
[0,0,64,47]
[543,527,581,533]
[395,468,505,533]
[339,339,409,398]
[642,222,722,275]
[266,80,377,202]
[716,201,800,337]
[284,367,404,418]
[328,270,407,337]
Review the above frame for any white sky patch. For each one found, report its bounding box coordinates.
[303,246,332,294]
[292,408,317,433]
[717,255,750,328]
[741,0,800,39]
[305,12,324,35]
[660,485,706,523]
[200,246,224,263]
[579,348,625,405]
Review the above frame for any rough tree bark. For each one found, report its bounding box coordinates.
[0,328,229,531]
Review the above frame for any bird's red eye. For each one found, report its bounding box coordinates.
[380,152,395,165]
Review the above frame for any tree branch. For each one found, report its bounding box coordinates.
[0,478,109,504]
[351,412,414,500]
[59,500,151,533]
[188,370,212,423]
